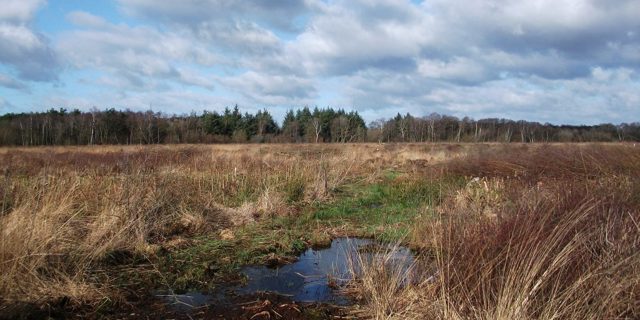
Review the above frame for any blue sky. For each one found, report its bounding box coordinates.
[0,0,639,125]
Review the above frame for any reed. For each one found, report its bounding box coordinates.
[352,143,640,319]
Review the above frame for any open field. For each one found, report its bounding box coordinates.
[0,143,638,319]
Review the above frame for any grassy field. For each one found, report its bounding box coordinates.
[0,143,638,319]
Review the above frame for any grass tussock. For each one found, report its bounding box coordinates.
[353,144,640,319]
[431,181,639,319]
[346,242,434,319]
[0,143,463,311]
[442,143,640,182]
[1,143,637,319]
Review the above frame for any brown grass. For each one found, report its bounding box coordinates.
[0,143,464,309]
[352,144,640,319]
[2,143,638,319]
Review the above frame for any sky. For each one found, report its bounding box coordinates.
[0,0,639,125]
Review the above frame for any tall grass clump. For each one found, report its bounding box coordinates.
[345,242,432,319]
[431,181,639,319]
[353,144,640,319]
[427,145,640,319]
[0,143,417,310]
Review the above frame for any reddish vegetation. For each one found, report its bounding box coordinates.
[351,144,639,319]
[1,143,638,319]
[442,143,640,181]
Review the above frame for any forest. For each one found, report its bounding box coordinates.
[0,106,638,146]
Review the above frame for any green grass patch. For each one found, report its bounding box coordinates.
[159,215,312,291]
[157,173,464,292]
[311,174,462,242]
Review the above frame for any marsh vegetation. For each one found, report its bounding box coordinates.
[0,143,638,319]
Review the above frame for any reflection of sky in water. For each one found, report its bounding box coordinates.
[237,238,372,304]
[237,238,414,304]
[159,238,414,308]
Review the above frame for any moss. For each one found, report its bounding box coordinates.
[155,172,462,292]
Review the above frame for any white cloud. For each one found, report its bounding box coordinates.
[117,0,319,31]
[0,24,59,81]
[282,0,431,76]
[196,20,282,55]
[417,57,489,84]
[58,13,220,91]
[0,0,45,23]
[3,0,639,125]
[223,71,317,106]
[177,68,216,90]
[0,73,28,90]
[339,67,639,124]
[0,0,59,82]
[66,11,108,28]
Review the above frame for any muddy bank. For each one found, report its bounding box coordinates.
[2,238,413,319]
[159,238,414,307]
[0,293,347,320]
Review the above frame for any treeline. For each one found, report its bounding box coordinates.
[368,113,640,143]
[0,106,367,146]
[0,107,638,146]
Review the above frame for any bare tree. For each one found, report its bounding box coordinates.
[89,108,98,145]
[311,117,322,143]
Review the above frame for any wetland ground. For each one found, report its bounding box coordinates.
[0,143,638,319]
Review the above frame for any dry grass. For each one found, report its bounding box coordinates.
[352,144,640,319]
[346,242,434,319]
[0,143,463,310]
[2,143,637,319]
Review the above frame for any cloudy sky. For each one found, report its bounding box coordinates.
[0,0,638,124]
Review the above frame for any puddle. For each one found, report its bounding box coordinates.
[159,237,414,309]
[239,238,384,304]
